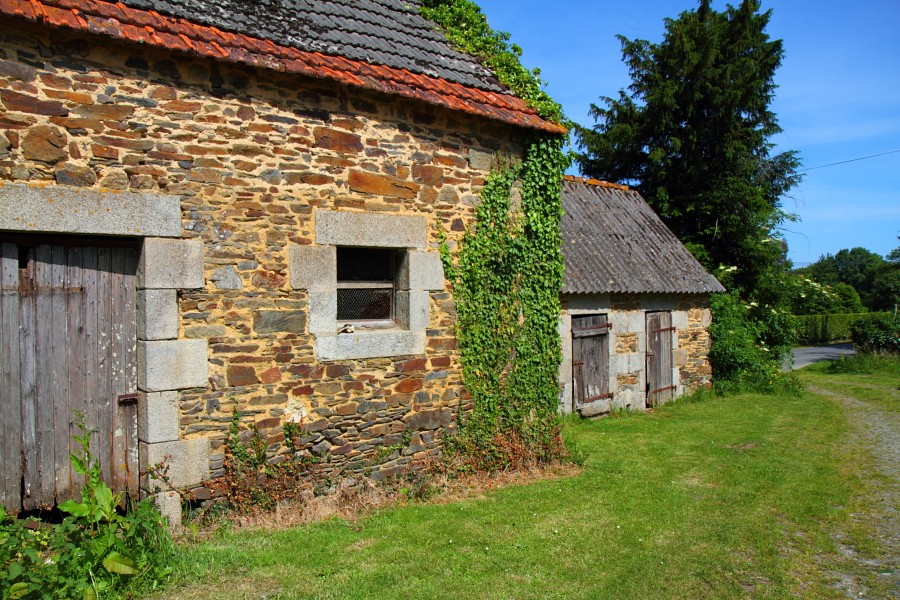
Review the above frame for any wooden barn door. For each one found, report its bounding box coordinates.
[645,311,674,408]
[572,315,611,415]
[0,239,139,512]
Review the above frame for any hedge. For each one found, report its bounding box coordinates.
[850,313,900,354]
[794,313,875,344]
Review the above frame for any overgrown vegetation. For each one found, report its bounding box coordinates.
[419,0,565,124]
[1,417,174,600]
[440,136,570,469]
[147,381,893,599]
[708,268,798,393]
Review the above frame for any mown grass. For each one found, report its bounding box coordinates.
[149,379,892,599]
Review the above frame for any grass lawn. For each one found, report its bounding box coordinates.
[151,365,896,599]
[798,354,900,413]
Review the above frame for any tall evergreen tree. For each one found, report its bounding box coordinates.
[574,0,801,298]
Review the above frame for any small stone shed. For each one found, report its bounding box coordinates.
[558,177,724,417]
[0,0,564,525]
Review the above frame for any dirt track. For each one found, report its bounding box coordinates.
[809,384,899,597]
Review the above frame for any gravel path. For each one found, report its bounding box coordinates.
[808,384,899,597]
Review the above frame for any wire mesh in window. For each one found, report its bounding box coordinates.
[337,287,393,321]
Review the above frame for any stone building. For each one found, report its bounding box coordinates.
[558,177,724,417]
[0,0,565,525]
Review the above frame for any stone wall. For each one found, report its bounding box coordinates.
[0,20,528,512]
[558,293,713,415]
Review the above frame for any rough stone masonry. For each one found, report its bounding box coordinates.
[0,20,529,521]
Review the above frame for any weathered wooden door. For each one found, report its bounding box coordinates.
[1,238,139,513]
[645,311,674,408]
[572,315,611,416]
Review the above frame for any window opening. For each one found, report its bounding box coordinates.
[336,247,397,324]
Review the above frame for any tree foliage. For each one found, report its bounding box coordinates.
[796,244,900,312]
[574,0,801,297]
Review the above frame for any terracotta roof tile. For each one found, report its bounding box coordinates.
[0,0,565,135]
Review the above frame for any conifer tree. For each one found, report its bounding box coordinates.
[575,0,800,299]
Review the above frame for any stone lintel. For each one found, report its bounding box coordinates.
[138,391,179,443]
[397,251,444,290]
[138,339,208,392]
[0,183,181,237]
[141,438,209,489]
[289,244,335,290]
[316,329,425,361]
[136,289,178,340]
[316,210,426,249]
[138,238,205,289]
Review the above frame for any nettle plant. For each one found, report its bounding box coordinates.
[0,416,173,600]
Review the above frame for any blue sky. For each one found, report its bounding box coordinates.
[475,0,900,266]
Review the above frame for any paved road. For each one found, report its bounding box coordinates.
[785,343,856,370]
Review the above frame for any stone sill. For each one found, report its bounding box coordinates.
[315,328,426,360]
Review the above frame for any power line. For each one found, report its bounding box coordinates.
[798,148,900,172]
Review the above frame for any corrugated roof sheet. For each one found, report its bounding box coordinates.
[561,177,724,295]
[0,0,565,134]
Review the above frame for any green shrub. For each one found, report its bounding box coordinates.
[0,417,174,599]
[794,312,872,344]
[709,292,799,394]
[850,313,900,354]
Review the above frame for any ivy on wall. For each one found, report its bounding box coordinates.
[441,136,569,459]
[425,0,570,462]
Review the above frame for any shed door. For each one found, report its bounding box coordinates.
[0,240,138,512]
[646,311,674,408]
[572,315,611,415]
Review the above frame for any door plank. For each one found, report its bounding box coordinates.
[0,243,23,511]
[66,247,86,493]
[81,247,100,482]
[33,245,57,507]
[95,247,113,486]
[122,249,139,496]
[19,247,39,510]
[49,246,71,502]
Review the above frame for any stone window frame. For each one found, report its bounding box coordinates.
[0,183,209,525]
[290,210,444,361]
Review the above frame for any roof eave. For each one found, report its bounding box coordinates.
[0,0,566,135]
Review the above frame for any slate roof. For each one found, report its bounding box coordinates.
[0,0,565,134]
[120,0,503,92]
[561,177,724,295]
